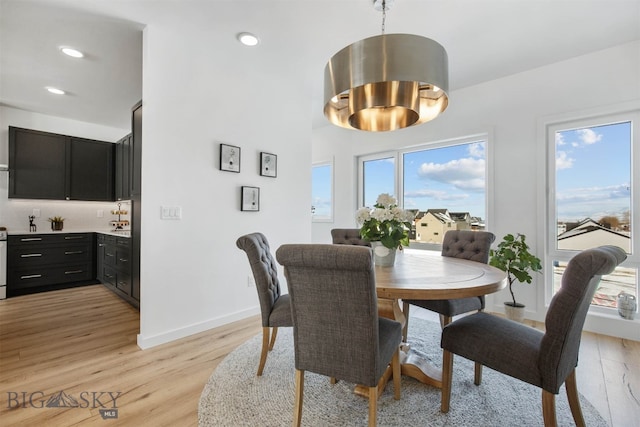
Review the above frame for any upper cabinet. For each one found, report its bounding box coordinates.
[115,133,132,201]
[68,137,115,201]
[9,126,115,201]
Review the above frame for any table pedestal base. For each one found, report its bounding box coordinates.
[354,298,443,398]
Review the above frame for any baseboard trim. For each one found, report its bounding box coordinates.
[136,306,260,349]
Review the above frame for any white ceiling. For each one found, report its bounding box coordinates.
[1,0,639,131]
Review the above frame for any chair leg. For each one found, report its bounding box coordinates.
[402,301,410,342]
[392,348,401,400]
[293,369,304,427]
[257,327,270,376]
[268,326,279,350]
[565,369,586,427]
[330,377,337,384]
[439,314,452,329]
[474,362,482,385]
[441,350,454,413]
[542,390,558,427]
[368,385,378,427]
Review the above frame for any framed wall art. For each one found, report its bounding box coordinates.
[260,152,277,177]
[220,143,241,172]
[241,186,260,211]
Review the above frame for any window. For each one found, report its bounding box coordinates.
[311,161,333,222]
[359,154,396,207]
[546,110,639,311]
[358,137,488,248]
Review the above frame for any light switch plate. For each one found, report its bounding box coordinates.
[161,206,182,220]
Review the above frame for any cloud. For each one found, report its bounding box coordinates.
[416,157,485,191]
[467,142,485,158]
[577,128,602,145]
[556,151,574,170]
[555,133,566,146]
[404,189,469,201]
[557,183,630,203]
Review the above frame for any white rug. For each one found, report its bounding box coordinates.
[199,317,607,426]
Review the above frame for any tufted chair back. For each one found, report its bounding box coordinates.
[441,230,495,263]
[236,232,284,327]
[539,245,627,393]
[331,228,371,247]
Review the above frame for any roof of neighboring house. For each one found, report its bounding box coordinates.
[414,209,454,224]
[558,218,630,241]
[450,212,470,221]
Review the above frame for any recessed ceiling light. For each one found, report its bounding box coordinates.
[60,47,84,58]
[46,87,65,95]
[237,32,259,46]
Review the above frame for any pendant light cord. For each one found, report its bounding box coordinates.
[381,0,386,34]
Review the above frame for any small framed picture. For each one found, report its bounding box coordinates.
[241,186,260,211]
[260,152,277,177]
[220,143,241,173]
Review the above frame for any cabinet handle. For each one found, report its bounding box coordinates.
[98,244,105,247]
[105,273,115,279]
[65,270,83,275]
[106,253,115,257]
[21,253,42,258]
[20,238,42,242]
[119,258,128,262]
[21,274,42,279]
[65,251,84,255]
[64,236,84,240]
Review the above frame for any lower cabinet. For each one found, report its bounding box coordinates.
[98,234,137,308]
[7,233,96,297]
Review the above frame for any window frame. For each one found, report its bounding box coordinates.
[311,159,334,223]
[356,134,492,250]
[541,105,640,315]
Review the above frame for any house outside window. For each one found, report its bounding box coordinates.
[545,109,639,312]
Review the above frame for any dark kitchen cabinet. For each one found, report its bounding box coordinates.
[131,101,142,304]
[7,233,97,297]
[99,234,137,308]
[96,233,105,282]
[8,126,115,201]
[8,127,67,200]
[69,137,115,201]
[115,134,132,201]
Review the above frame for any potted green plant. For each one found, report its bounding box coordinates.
[489,233,542,322]
[48,216,65,231]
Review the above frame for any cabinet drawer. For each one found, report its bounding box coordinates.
[115,247,130,270]
[9,243,91,267]
[115,271,132,295]
[103,266,117,287]
[9,233,92,247]
[8,263,93,290]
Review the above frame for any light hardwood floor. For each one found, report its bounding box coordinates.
[1,285,638,426]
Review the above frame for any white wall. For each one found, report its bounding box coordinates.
[312,41,640,340]
[135,13,312,348]
[0,106,130,231]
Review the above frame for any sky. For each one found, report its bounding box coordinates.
[312,121,632,226]
[359,141,487,220]
[555,121,631,223]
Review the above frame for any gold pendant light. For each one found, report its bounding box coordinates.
[323,0,449,131]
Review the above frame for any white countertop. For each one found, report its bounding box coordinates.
[7,229,131,237]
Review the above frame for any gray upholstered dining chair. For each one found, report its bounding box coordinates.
[440,245,627,426]
[276,244,402,427]
[331,228,371,247]
[402,229,496,338]
[236,232,293,376]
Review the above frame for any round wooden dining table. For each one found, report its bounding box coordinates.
[358,248,507,396]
